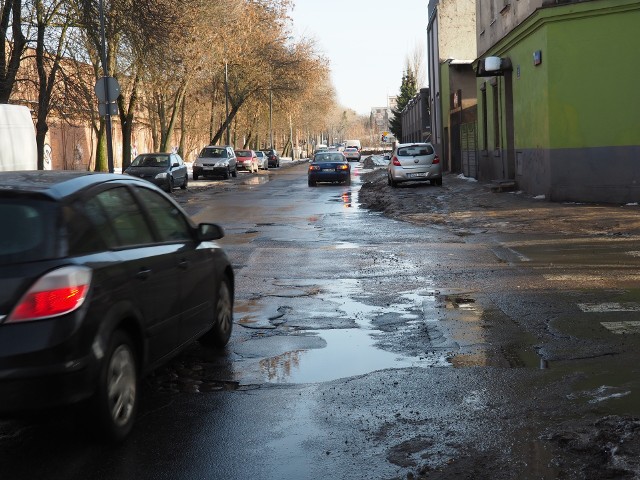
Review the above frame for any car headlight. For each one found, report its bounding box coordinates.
[215,161,229,167]
[155,172,168,179]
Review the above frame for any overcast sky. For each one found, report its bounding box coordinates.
[289,0,429,115]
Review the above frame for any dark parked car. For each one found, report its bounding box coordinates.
[308,151,351,186]
[265,149,280,168]
[124,152,188,192]
[0,171,234,441]
[193,145,238,180]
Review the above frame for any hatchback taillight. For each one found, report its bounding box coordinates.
[7,266,93,323]
[433,155,440,164]
[392,156,401,166]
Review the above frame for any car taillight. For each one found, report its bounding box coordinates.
[392,157,401,166]
[433,155,440,164]
[7,266,93,323]
[337,164,349,170]
[309,165,320,171]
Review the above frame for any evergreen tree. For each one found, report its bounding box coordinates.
[389,68,417,142]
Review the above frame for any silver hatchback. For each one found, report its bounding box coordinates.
[387,142,441,187]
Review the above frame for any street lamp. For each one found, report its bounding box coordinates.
[224,61,230,145]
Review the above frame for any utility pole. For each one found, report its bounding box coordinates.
[224,61,230,145]
[98,0,114,173]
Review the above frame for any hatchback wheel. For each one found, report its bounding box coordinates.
[93,330,138,442]
[308,179,316,187]
[181,174,188,189]
[231,166,238,178]
[222,168,230,180]
[200,278,233,348]
[193,172,199,181]
[166,177,174,192]
[388,175,397,188]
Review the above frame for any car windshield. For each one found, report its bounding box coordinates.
[345,148,356,152]
[0,199,57,265]
[131,155,169,167]
[256,152,264,157]
[397,145,433,157]
[236,151,251,157]
[199,147,227,158]
[315,153,344,162]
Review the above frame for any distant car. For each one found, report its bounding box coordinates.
[255,151,269,170]
[193,145,237,180]
[124,153,188,192]
[265,149,280,168]
[308,151,350,186]
[312,147,329,160]
[387,142,441,187]
[0,171,234,441]
[235,149,259,172]
[343,147,361,162]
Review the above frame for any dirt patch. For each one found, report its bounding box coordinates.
[358,170,640,237]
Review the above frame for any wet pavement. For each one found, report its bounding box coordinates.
[2,161,640,479]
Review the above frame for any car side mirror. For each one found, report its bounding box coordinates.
[172,163,180,168]
[198,223,224,241]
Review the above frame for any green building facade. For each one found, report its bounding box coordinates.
[476,0,640,203]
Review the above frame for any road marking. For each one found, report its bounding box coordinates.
[600,321,640,334]
[578,302,640,313]
[544,274,604,282]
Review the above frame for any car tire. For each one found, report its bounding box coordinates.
[308,179,316,187]
[93,330,138,442]
[200,278,233,348]
[193,172,199,181]
[388,175,398,188]
[434,178,443,186]
[166,177,174,192]
[232,167,238,178]
[181,174,188,189]
[344,177,351,186]
[222,168,230,180]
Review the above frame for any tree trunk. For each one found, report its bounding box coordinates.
[178,93,186,158]
[118,73,140,170]
[95,121,108,171]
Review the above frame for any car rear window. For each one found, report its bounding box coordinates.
[132,155,169,167]
[0,199,57,264]
[236,151,251,157]
[315,153,344,162]
[199,147,227,158]
[397,145,434,157]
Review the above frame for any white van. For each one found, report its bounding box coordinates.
[345,139,361,151]
[0,104,38,171]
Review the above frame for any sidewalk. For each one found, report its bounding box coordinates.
[358,170,640,238]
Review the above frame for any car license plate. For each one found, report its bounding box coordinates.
[409,172,427,178]
[322,168,334,171]
[204,166,214,170]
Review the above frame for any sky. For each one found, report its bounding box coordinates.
[289,0,429,116]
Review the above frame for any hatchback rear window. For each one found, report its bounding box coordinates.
[236,151,251,157]
[397,145,434,156]
[0,199,57,264]
[199,148,227,158]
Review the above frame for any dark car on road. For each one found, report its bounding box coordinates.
[0,171,234,441]
[308,151,351,186]
[193,145,238,180]
[265,149,280,168]
[124,152,188,192]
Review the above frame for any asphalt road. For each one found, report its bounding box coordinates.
[1,162,640,479]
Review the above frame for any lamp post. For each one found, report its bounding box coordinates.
[224,61,230,145]
[98,0,114,173]
[269,89,273,149]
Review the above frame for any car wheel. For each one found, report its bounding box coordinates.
[344,177,351,186]
[222,168,230,180]
[388,175,397,188]
[166,177,174,192]
[308,179,316,187]
[200,278,233,348]
[435,178,443,186]
[193,172,199,181]
[93,330,138,442]
[232,167,238,178]
[181,174,188,189]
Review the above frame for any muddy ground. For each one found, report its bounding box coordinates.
[358,168,640,479]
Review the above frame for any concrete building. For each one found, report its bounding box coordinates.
[427,0,477,174]
[475,0,640,202]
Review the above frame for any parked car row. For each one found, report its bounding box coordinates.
[125,146,282,192]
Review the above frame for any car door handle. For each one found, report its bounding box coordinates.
[178,259,190,269]
[136,268,152,280]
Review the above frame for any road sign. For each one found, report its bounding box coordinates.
[94,76,120,103]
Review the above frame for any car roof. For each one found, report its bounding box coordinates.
[0,171,155,201]
[396,142,433,148]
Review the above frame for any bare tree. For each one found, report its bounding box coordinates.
[407,41,427,88]
[0,0,28,102]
